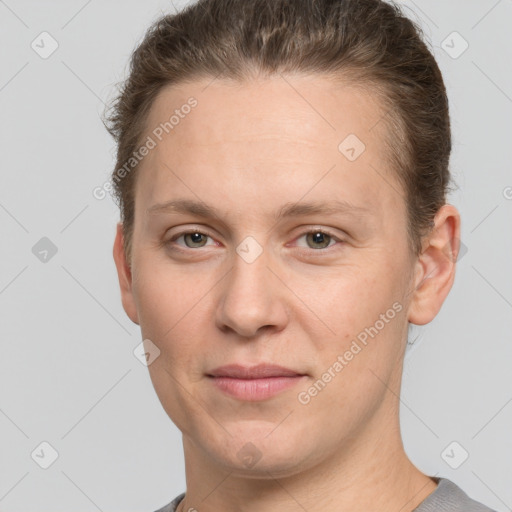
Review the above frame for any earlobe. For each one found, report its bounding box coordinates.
[407,204,461,326]
[113,223,140,325]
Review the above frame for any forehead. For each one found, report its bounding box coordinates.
[135,74,403,228]
[145,74,387,151]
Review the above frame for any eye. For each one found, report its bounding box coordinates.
[294,229,342,250]
[165,228,343,252]
[167,230,216,249]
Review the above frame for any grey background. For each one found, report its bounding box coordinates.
[0,0,511,511]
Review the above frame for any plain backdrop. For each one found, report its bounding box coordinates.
[0,0,511,511]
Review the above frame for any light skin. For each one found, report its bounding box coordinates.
[113,74,460,512]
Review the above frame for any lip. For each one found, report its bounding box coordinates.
[207,364,307,401]
[208,363,304,379]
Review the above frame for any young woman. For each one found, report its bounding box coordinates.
[107,0,496,510]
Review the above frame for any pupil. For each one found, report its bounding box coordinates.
[309,231,329,249]
[186,232,205,247]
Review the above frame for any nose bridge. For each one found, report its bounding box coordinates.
[216,234,286,336]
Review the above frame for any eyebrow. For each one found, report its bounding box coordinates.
[146,198,372,221]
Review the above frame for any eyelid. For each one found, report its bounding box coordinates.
[165,225,345,252]
[289,227,344,250]
[166,228,217,248]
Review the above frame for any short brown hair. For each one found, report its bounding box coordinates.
[104,0,453,263]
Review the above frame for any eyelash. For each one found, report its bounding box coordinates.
[166,228,343,253]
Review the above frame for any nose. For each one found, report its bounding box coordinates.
[215,243,289,338]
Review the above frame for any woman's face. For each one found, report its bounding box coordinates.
[115,75,425,476]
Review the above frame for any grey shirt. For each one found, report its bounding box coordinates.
[153,476,496,512]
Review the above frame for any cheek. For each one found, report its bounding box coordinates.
[133,263,208,431]
[131,258,216,379]
[305,262,409,376]
[295,275,407,433]
[311,266,401,331]
[132,255,205,334]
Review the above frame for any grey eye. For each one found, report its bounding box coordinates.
[303,231,335,250]
[182,232,210,248]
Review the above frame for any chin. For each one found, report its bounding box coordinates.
[201,419,320,478]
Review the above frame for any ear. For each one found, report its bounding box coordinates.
[113,223,139,325]
[407,204,461,325]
